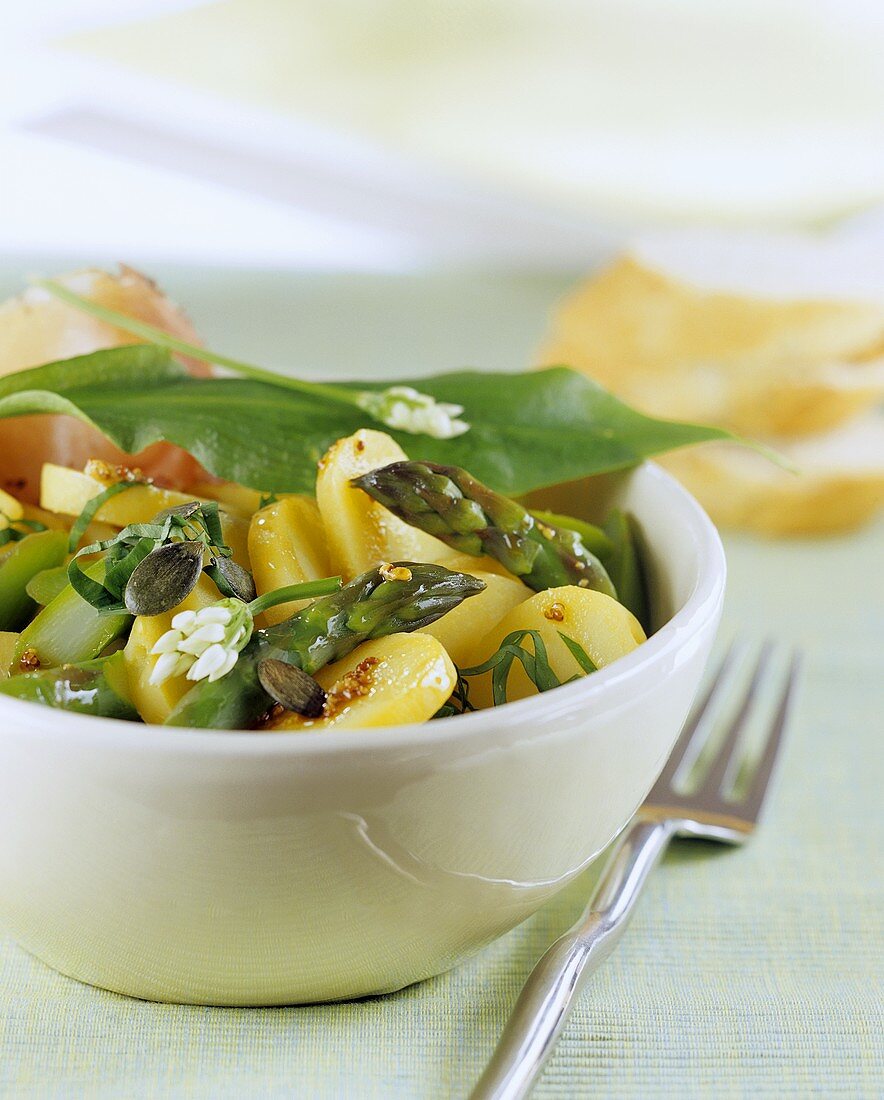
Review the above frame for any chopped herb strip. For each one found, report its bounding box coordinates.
[558,632,598,675]
[198,501,226,550]
[66,497,239,615]
[433,668,475,718]
[461,629,597,705]
[601,509,650,630]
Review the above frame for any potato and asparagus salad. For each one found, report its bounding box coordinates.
[0,430,647,730]
[0,264,740,733]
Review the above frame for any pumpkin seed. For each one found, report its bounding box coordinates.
[209,555,257,602]
[152,500,202,524]
[258,658,326,718]
[123,541,204,616]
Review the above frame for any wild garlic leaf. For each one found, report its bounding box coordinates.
[0,348,733,497]
[351,368,734,495]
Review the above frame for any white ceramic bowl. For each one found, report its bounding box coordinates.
[0,463,724,1005]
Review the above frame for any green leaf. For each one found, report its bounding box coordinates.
[363,368,733,494]
[0,349,733,497]
[0,344,187,398]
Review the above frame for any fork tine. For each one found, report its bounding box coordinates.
[740,651,801,821]
[701,640,775,796]
[654,640,745,788]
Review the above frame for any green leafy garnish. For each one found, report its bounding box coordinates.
[433,669,476,719]
[0,348,734,497]
[67,498,235,615]
[460,628,597,707]
[33,279,469,440]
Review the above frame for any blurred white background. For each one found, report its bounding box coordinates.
[2,0,884,271]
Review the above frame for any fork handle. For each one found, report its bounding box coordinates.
[470,817,676,1100]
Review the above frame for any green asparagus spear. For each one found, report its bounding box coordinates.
[0,651,138,721]
[0,530,68,631]
[25,565,71,607]
[15,560,131,669]
[0,631,19,677]
[353,462,616,597]
[528,510,614,560]
[166,561,486,730]
[602,509,650,630]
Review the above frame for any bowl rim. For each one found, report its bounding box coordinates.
[0,462,725,757]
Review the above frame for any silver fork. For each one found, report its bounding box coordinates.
[471,641,801,1100]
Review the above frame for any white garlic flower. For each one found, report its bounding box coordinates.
[358,386,470,439]
[149,598,253,686]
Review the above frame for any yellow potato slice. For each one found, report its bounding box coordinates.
[0,631,19,678]
[123,575,220,724]
[420,570,531,667]
[39,462,249,565]
[0,502,118,555]
[20,502,121,547]
[659,416,884,535]
[191,480,271,517]
[431,551,516,580]
[266,633,455,732]
[20,504,68,531]
[540,256,884,437]
[219,513,250,569]
[248,496,331,624]
[0,489,24,524]
[40,462,200,525]
[467,586,645,709]
[316,430,449,579]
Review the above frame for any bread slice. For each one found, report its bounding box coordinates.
[658,413,884,535]
[539,256,884,437]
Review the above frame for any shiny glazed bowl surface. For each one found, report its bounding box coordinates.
[0,463,725,1004]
